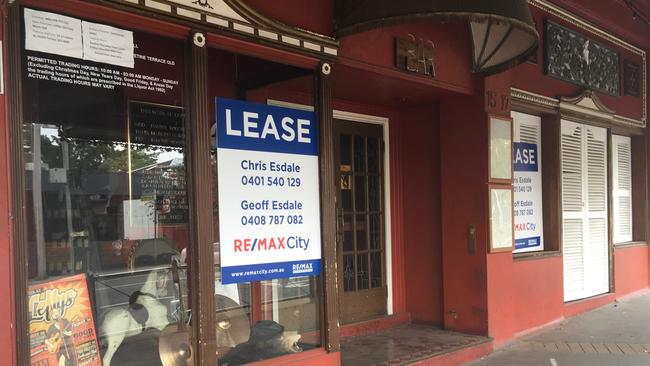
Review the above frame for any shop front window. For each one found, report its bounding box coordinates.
[208,49,322,365]
[22,7,190,365]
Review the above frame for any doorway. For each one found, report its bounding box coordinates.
[335,119,388,324]
[561,120,609,302]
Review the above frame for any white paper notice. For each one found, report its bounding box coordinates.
[24,8,83,59]
[82,21,134,68]
[123,199,156,240]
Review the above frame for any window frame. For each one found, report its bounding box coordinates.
[511,90,648,264]
[611,133,647,246]
[510,109,563,260]
[560,119,610,302]
[8,2,335,365]
[512,111,545,254]
[611,134,633,244]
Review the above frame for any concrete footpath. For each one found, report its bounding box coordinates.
[467,292,650,366]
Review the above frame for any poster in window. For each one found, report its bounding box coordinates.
[216,98,322,284]
[489,115,513,182]
[512,112,544,253]
[489,185,514,253]
[28,274,101,366]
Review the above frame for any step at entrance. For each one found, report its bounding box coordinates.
[341,324,492,366]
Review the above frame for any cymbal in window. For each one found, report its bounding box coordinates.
[159,325,193,366]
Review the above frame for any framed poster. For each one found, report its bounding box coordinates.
[489,115,513,183]
[215,98,321,284]
[489,185,514,253]
[28,274,101,366]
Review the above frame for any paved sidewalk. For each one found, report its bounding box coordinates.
[467,292,650,366]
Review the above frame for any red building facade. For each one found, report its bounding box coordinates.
[0,0,648,365]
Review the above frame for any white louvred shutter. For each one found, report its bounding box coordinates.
[516,114,541,145]
[561,121,585,302]
[612,135,632,244]
[584,125,608,297]
[561,121,609,301]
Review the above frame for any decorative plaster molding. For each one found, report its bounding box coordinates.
[613,114,644,128]
[106,0,339,58]
[528,0,646,125]
[511,88,645,128]
[511,87,559,110]
[560,89,614,115]
[559,90,617,125]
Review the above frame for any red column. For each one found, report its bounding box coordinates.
[439,93,490,336]
[0,2,17,364]
[439,72,519,345]
[484,73,517,345]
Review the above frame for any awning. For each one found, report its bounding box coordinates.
[335,0,538,74]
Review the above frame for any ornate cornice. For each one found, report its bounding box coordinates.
[108,0,339,58]
[511,87,646,128]
[613,114,644,128]
[511,87,559,110]
[528,0,647,125]
[559,89,617,126]
[560,89,614,115]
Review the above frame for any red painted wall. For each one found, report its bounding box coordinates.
[486,252,516,345]
[485,242,650,345]
[338,22,477,96]
[400,105,443,325]
[511,257,564,335]
[614,245,650,298]
[483,72,519,345]
[0,3,16,364]
[440,95,489,335]
[488,243,650,343]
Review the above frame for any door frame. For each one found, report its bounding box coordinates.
[560,119,611,302]
[267,100,393,315]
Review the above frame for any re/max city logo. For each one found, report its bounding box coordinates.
[233,236,310,252]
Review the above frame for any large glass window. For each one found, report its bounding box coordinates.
[22,8,190,366]
[208,49,322,365]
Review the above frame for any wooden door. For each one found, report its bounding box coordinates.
[335,120,387,324]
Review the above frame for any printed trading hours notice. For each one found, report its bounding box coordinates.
[216,98,321,284]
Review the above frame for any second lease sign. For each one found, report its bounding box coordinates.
[216,98,321,284]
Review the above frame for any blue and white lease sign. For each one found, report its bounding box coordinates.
[216,98,321,284]
[512,112,544,253]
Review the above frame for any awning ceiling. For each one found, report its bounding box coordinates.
[335,0,539,74]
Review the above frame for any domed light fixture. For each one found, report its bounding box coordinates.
[335,0,538,74]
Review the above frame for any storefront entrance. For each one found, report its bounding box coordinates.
[335,120,387,324]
